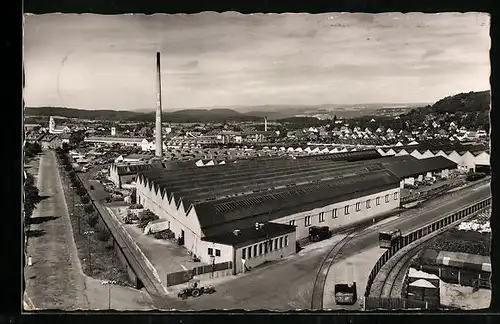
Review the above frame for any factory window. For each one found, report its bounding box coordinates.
[376,197,380,205]
[305,216,312,227]
[366,199,371,209]
[280,237,284,249]
[253,245,258,257]
[242,248,246,259]
[248,246,252,259]
[274,238,278,250]
[285,236,289,247]
[319,212,325,222]
[259,243,263,255]
[289,220,296,226]
[385,194,389,203]
[264,242,268,254]
[215,249,221,257]
[332,208,338,219]
[269,240,273,252]
[356,202,361,212]
[394,192,398,200]
[208,248,214,256]
[344,205,350,215]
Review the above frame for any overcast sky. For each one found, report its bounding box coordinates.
[23,12,490,111]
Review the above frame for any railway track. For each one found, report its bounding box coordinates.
[370,206,491,304]
[310,223,374,310]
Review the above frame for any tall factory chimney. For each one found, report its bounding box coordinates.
[264,116,268,132]
[155,52,163,157]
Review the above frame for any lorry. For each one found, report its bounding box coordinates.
[334,282,358,305]
[309,226,332,242]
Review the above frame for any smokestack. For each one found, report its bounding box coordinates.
[264,116,268,132]
[155,52,163,157]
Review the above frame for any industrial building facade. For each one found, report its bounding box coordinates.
[135,153,413,273]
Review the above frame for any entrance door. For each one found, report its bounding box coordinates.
[180,229,185,246]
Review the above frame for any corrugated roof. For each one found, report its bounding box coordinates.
[195,169,400,236]
[115,162,165,175]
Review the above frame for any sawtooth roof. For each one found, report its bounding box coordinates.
[294,149,382,162]
[137,157,400,237]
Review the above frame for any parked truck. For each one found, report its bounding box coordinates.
[334,282,357,305]
[309,226,332,242]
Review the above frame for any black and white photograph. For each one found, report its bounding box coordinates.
[22,11,491,311]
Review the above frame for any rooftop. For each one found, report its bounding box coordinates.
[85,136,144,143]
[202,222,295,247]
[138,157,400,236]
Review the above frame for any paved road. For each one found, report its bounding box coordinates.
[24,152,155,311]
[24,150,89,310]
[162,183,491,311]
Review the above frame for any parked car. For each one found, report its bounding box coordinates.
[404,183,418,190]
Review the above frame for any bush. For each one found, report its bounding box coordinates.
[84,203,94,214]
[76,187,87,197]
[96,226,111,242]
[124,211,139,224]
[138,209,159,228]
[81,195,90,204]
[86,213,99,228]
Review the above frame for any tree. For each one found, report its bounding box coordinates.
[87,212,98,228]
[81,195,90,204]
[69,130,86,145]
[84,204,94,214]
[76,187,87,197]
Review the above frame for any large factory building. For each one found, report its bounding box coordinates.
[135,153,408,273]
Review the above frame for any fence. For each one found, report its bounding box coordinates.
[166,261,233,287]
[418,264,492,289]
[365,297,439,310]
[364,197,491,299]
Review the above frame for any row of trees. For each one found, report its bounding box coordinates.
[56,148,110,242]
[24,142,42,159]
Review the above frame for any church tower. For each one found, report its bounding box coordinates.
[49,116,56,133]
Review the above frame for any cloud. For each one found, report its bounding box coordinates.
[24,12,490,110]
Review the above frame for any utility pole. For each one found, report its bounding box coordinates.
[102,280,117,310]
[84,230,95,273]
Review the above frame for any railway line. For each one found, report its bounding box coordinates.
[310,226,368,310]
[368,204,491,307]
[311,178,490,310]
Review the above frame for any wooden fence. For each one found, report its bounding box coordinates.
[166,261,233,287]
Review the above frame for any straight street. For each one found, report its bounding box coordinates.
[24,150,89,310]
[24,151,155,310]
[161,183,490,310]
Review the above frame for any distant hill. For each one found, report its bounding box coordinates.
[130,109,262,123]
[402,90,490,117]
[24,107,261,123]
[25,107,144,120]
[427,90,490,114]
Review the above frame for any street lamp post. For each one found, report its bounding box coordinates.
[84,230,95,273]
[101,280,117,310]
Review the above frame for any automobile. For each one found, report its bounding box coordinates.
[404,183,418,190]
